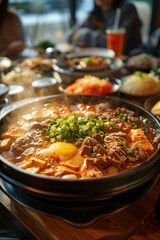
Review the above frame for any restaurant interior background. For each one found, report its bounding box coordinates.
[9,0,160,49]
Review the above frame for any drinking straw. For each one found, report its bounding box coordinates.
[113,8,121,30]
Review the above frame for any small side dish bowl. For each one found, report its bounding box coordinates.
[126,53,160,73]
[120,72,160,97]
[59,75,121,96]
[32,77,59,97]
[119,71,160,106]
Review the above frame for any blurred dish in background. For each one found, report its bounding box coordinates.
[54,57,123,85]
[1,68,37,86]
[19,56,53,72]
[144,94,160,120]
[56,48,115,72]
[1,56,55,87]
[126,53,160,72]
[53,48,123,85]
[60,75,121,95]
[64,56,112,72]
[120,71,160,97]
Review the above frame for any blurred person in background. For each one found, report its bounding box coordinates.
[0,0,26,59]
[129,27,160,58]
[65,0,142,56]
[142,27,160,57]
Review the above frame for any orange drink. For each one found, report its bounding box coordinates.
[106,28,125,58]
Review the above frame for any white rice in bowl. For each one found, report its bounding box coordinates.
[120,72,160,96]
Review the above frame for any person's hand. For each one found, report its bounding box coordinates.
[7,41,26,53]
[72,33,79,42]
[3,41,26,60]
[72,33,87,47]
[76,41,88,47]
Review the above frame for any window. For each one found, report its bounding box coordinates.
[9,0,72,45]
[130,0,152,42]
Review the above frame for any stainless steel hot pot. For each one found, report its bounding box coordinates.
[0,94,160,215]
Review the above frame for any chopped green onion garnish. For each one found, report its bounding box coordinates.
[131,123,138,129]
[117,113,128,121]
[126,149,133,154]
[96,153,101,157]
[43,113,108,142]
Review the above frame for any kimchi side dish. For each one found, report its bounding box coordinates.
[0,102,159,179]
[64,75,114,95]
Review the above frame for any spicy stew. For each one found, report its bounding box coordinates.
[0,102,159,179]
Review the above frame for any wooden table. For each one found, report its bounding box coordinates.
[1,176,160,240]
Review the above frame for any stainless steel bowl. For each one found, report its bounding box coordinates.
[32,77,59,96]
[8,85,24,103]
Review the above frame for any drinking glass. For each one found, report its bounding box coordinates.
[106,28,125,58]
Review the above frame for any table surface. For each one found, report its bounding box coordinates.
[0,176,160,240]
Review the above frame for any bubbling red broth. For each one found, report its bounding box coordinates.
[0,102,159,179]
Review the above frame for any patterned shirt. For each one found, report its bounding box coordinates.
[142,28,160,57]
